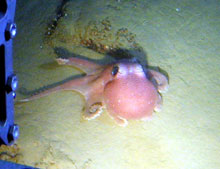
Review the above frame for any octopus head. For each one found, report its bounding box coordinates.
[104,62,158,120]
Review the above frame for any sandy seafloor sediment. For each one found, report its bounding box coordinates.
[1,0,219,169]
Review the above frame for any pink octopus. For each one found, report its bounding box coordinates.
[21,57,168,126]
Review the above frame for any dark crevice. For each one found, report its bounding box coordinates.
[45,0,71,37]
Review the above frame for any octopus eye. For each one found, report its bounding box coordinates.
[112,65,119,76]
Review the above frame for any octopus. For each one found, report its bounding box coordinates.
[21,57,169,126]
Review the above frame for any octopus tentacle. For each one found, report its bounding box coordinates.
[83,101,104,120]
[154,94,163,112]
[148,69,169,93]
[19,75,97,102]
[56,57,104,75]
[82,81,105,120]
[112,115,128,127]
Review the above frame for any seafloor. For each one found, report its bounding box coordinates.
[1,0,220,169]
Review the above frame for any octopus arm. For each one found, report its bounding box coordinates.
[56,57,104,75]
[19,75,97,102]
[148,69,169,93]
